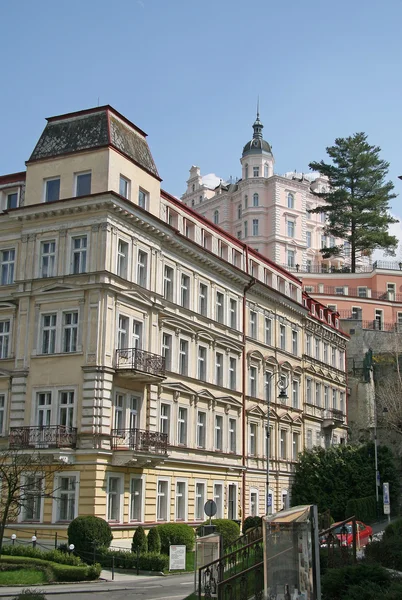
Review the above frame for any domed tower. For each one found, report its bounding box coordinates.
[241,109,274,179]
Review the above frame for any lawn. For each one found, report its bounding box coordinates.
[164,551,195,574]
[0,568,48,586]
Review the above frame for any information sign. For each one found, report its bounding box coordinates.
[169,544,186,571]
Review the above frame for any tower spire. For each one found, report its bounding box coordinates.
[252,100,263,140]
[257,96,259,120]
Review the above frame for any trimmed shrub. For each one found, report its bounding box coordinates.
[131,526,148,554]
[12,591,47,600]
[0,556,101,582]
[157,524,195,554]
[95,548,168,571]
[242,516,262,534]
[321,564,391,600]
[147,527,161,554]
[67,516,112,562]
[365,536,402,571]
[383,517,402,539]
[205,519,240,548]
[1,545,83,566]
[345,495,380,523]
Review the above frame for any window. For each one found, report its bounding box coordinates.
[306,334,312,355]
[252,219,259,236]
[181,274,190,308]
[162,333,172,370]
[292,330,298,355]
[229,357,237,390]
[265,371,272,402]
[287,220,295,238]
[245,165,249,180]
[323,343,328,363]
[75,172,91,197]
[321,235,327,248]
[197,412,206,448]
[117,240,129,278]
[244,221,248,237]
[179,339,188,375]
[56,476,76,521]
[195,482,206,520]
[40,241,56,278]
[178,407,188,445]
[130,478,143,521]
[315,338,320,360]
[335,287,344,296]
[320,212,326,223]
[250,490,258,516]
[287,193,294,209]
[229,418,236,453]
[215,352,223,386]
[315,382,321,407]
[71,236,87,274]
[229,299,237,329]
[331,346,336,366]
[280,430,287,459]
[0,320,10,359]
[213,210,219,225]
[1,249,15,284]
[107,475,121,521]
[249,310,257,338]
[249,366,257,397]
[59,391,75,428]
[265,317,272,345]
[306,378,312,404]
[215,415,223,450]
[7,192,18,209]
[41,314,57,354]
[113,393,124,431]
[237,230,242,240]
[306,231,312,248]
[137,250,148,287]
[160,404,170,435]
[324,386,329,409]
[119,175,130,199]
[0,394,4,434]
[332,389,337,409]
[316,431,321,447]
[279,324,286,350]
[117,315,128,350]
[244,195,248,208]
[216,292,224,323]
[292,380,299,409]
[157,479,169,521]
[175,481,186,521]
[132,320,143,349]
[307,429,313,450]
[253,166,259,177]
[228,484,237,519]
[45,178,60,203]
[306,260,312,272]
[198,346,207,381]
[163,266,174,302]
[214,484,223,519]
[264,163,269,178]
[199,283,208,316]
[292,433,299,459]
[36,392,51,429]
[375,310,383,330]
[253,193,259,207]
[237,204,242,219]
[61,311,78,353]
[22,475,42,521]
[287,250,295,268]
[340,392,345,414]
[249,423,257,455]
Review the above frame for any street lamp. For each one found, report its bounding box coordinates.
[11,534,16,546]
[265,371,289,516]
[31,535,37,548]
[374,400,388,513]
[69,543,75,554]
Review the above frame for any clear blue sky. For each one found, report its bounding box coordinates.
[1,0,401,220]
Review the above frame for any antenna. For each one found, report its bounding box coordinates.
[257,95,260,119]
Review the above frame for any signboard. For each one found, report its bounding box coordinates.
[169,544,186,571]
[383,482,390,515]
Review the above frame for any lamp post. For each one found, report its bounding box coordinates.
[265,371,289,516]
[31,535,37,548]
[11,534,16,546]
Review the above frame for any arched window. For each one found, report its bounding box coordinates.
[253,193,259,207]
[264,163,269,178]
[287,193,294,209]
[245,164,249,179]
[237,204,242,219]
[213,210,219,225]
[244,195,248,209]
[192,184,195,192]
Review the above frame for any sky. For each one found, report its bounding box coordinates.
[1,0,402,244]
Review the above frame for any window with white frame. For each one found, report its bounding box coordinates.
[280,429,287,459]
[179,339,189,375]
[138,189,148,209]
[178,407,188,445]
[292,432,299,459]
[249,366,257,397]
[132,320,143,349]
[287,220,295,238]
[306,334,312,355]
[331,346,336,366]
[214,483,223,518]
[117,239,129,279]
[306,231,312,248]
[7,191,18,209]
[229,357,237,390]
[22,475,43,521]
[213,210,219,225]
[215,352,223,387]
[244,221,248,237]
[56,475,77,521]
[315,338,320,360]
[119,175,130,199]
[160,403,170,435]
[315,382,321,407]
[292,380,299,409]
[324,386,329,409]
[175,481,187,520]
[237,204,242,219]
[250,490,258,516]
[130,477,143,521]
[137,250,148,287]
[118,315,128,349]
[197,411,206,448]
[1,249,15,285]
[215,415,223,450]
[0,320,10,359]
[162,333,172,371]
[249,422,257,455]
[59,391,75,428]
[340,392,345,414]
[249,310,257,338]
[252,219,259,236]
[157,479,169,521]
[227,418,236,454]
[0,394,5,434]
[265,317,272,345]
[199,283,208,316]
[292,330,298,355]
[287,193,294,209]
[41,314,57,354]
[306,378,312,404]
[332,388,337,409]
[265,371,272,402]
[229,299,237,329]
[264,163,269,178]
[253,193,259,207]
[35,390,76,430]
[180,274,190,308]
[358,287,367,298]
[287,250,295,268]
[45,178,60,203]
[228,484,237,519]
[195,482,206,520]
[75,172,91,197]
[71,236,87,274]
[40,241,56,278]
[216,292,224,323]
[280,324,286,350]
[253,166,259,177]
[62,311,78,353]
[323,343,328,363]
[163,266,174,301]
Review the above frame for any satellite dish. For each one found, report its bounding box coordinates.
[204,500,217,518]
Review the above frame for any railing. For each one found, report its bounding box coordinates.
[9,426,77,449]
[323,409,345,423]
[111,428,168,454]
[307,287,402,302]
[198,536,264,600]
[115,348,165,376]
[305,404,324,419]
[361,320,400,332]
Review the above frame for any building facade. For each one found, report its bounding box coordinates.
[0,106,347,545]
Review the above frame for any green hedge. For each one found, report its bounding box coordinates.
[242,516,262,534]
[95,548,168,571]
[156,524,195,554]
[199,519,240,548]
[383,517,402,539]
[68,516,113,561]
[321,564,391,600]
[1,544,83,566]
[345,495,381,523]
[365,536,402,571]
[0,555,101,581]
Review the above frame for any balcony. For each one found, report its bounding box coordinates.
[9,426,77,449]
[115,348,166,382]
[111,428,168,467]
[322,409,346,429]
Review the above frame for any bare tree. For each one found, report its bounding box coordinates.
[0,449,65,554]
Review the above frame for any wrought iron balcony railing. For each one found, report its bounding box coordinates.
[115,348,165,376]
[9,426,77,449]
[112,428,168,454]
[323,409,346,423]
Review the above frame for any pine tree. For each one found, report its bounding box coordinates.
[309,133,398,272]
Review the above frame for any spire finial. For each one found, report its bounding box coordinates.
[257,96,259,119]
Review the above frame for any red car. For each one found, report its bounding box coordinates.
[332,520,373,548]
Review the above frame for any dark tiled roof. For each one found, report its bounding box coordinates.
[109,115,159,178]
